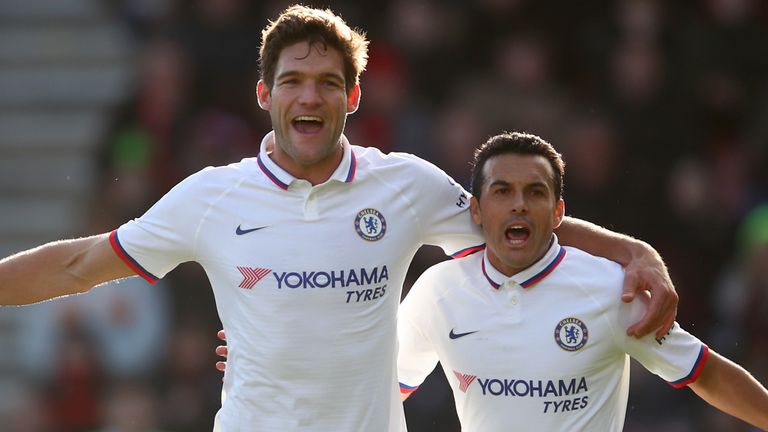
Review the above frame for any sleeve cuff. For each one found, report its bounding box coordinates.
[109,230,160,284]
[399,382,419,395]
[450,244,485,259]
[669,344,709,388]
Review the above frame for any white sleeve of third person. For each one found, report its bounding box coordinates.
[398,270,441,398]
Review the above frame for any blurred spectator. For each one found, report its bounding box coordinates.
[97,37,192,209]
[97,380,168,432]
[44,328,104,432]
[740,206,768,371]
[386,0,467,104]
[177,109,259,176]
[559,113,629,230]
[346,44,407,153]
[458,31,574,146]
[174,0,262,116]
[616,0,666,44]
[714,205,768,368]
[707,204,768,431]
[15,277,170,381]
[157,320,222,432]
[4,385,53,432]
[428,103,485,188]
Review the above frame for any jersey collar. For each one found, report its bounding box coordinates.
[256,131,357,190]
[481,234,567,290]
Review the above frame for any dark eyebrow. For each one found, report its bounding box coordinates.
[274,70,345,84]
[488,180,549,189]
[527,181,549,189]
[488,179,510,188]
[275,70,301,81]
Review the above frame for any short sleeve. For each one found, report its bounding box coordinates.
[111,171,209,282]
[617,297,709,387]
[400,155,483,256]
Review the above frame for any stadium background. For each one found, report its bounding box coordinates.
[1,0,767,430]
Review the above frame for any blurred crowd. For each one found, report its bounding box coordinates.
[9,0,768,431]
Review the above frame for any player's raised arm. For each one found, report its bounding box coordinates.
[0,233,135,305]
[687,349,768,430]
[555,216,678,339]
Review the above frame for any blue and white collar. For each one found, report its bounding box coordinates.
[256,131,357,190]
[482,234,566,290]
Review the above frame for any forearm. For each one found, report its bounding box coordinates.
[689,350,768,430]
[555,216,654,266]
[0,234,125,305]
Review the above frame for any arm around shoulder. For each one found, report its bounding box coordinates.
[556,216,678,339]
[688,349,768,430]
[0,233,136,305]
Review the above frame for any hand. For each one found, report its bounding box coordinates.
[621,246,678,339]
[216,329,227,372]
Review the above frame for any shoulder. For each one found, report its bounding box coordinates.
[353,146,449,180]
[147,160,257,215]
[561,246,624,275]
[558,246,625,290]
[412,253,479,297]
[173,159,255,191]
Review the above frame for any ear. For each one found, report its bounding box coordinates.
[257,80,271,110]
[553,199,565,229]
[346,83,361,114]
[470,196,482,226]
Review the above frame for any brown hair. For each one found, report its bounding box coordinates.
[259,5,368,93]
[471,132,565,200]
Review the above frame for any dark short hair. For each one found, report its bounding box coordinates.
[471,132,565,200]
[259,5,368,94]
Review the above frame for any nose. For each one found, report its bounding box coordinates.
[509,192,528,213]
[298,81,322,106]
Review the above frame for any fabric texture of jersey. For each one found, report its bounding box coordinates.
[112,132,482,431]
[397,235,708,432]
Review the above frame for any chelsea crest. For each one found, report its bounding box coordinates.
[355,208,386,241]
[554,317,588,351]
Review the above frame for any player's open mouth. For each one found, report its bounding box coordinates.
[292,115,324,134]
[505,224,530,246]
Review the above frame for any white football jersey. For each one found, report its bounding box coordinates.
[110,132,483,431]
[398,236,707,432]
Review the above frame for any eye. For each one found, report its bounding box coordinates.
[323,79,343,89]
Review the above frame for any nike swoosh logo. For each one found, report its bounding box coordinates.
[449,329,478,340]
[236,225,268,235]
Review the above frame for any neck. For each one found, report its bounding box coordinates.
[489,235,555,277]
[268,137,344,186]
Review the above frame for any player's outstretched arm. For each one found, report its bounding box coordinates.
[555,216,677,339]
[0,233,135,305]
[688,349,768,430]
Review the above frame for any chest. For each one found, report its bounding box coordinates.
[433,282,622,379]
[191,182,422,311]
